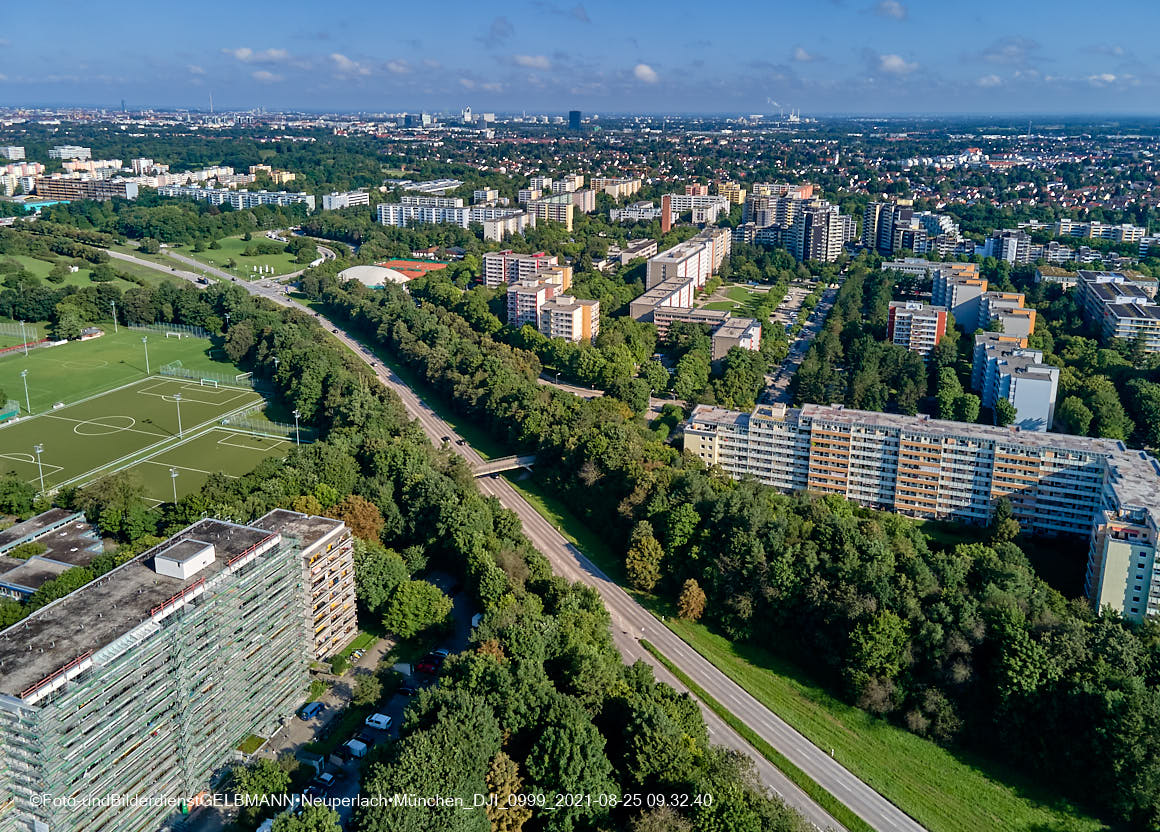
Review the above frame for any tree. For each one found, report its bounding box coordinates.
[354,540,408,613]
[335,493,385,540]
[990,497,1021,543]
[53,302,84,340]
[677,579,706,621]
[232,758,290,828]
[994,398,1017,427]
[935,367,962,420]
[352,673,383,707]
[1057,395,1093,435]
[272,805,342,832]
[625,521,664,593]
[0,474,36,515]
[47,262,69,284]
[382,580,452,638]
[486,751,532,832]
[223,321,256,363]
[953,393,980,423]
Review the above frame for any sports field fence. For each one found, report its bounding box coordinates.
[0,322,38,340]
[0,400,19,423]
[158,360,266,391]
[220,403,314,443]
[128,322,211,339]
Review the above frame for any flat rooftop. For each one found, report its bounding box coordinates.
[0,557,70,593]
[689,402,1128,457]
[714,317,761,338]
[0,519,279,700]
[252,509,344,550]
[0,509,80,553]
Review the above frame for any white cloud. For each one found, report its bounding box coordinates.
[252,70,283,83]
[386,60,411,74]
[0,74,7,82]
[1088,73,1117,84]
[330,53,371,76]
[188,65,206,75]
[878,53,917,74]
[633,63,659,83]
[460,78,477,89]
[514,54,551,69]
[481,81,504,92]
[792,47,819,63]
[422,58,441,69]
[874,0,907,19]
[225,47,290,64]
[977,74,1002,87]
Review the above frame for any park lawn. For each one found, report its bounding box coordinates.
[174,235,301,279]
[662,618,1110,832]
[0,328,240,413]
[4,254,137,289]
[702,301,737,311]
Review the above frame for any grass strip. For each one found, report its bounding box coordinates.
[639,639,874,832]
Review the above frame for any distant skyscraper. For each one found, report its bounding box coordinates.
[569,110,581,130]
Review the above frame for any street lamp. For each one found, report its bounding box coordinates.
[33,445,44,494]
[170,468,179,504]
[555,371,561,385]
[224,312,230,331]
[141,336,150,375]
[174,393,183,438]
[292,409,301,445]
[18,320,28,356]
[20,369,30,415]
[110,300,118,334]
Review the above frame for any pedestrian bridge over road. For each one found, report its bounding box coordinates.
[472,455,537,477]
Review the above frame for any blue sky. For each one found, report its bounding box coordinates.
[2,0,1159,114]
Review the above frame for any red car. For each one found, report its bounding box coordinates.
[415,653,446,674]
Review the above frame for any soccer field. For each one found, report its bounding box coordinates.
[120,427,293,505]
[0,377,262,493]
[0,328,242,414]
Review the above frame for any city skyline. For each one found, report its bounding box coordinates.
[2,0,1159,114]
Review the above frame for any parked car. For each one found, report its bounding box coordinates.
[398,684,419,697]
[311,772,336,790]
[415,653,444,674]
[298,702,324,721]
[356,730,378,746]
[365,712,393,730]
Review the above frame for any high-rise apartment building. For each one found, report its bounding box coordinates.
[717,181,746,204]
[158,185,314,211]
[984,229,1033,264]
[970,334,1058,431]
[538,295,600,342]
[931,264,987,327]
[473,188,499,204]
[886,301,948,356]
[589,177,642,199]
[646,227,731,289]
[1076,270,1160,352]
[527,194,575,230]
[787,201,854,262]
[47,145,91,160]
[0,147,25,161]
[34,176,139,202]
[321,190,370,211]
[0,511,353,832]
[507,278,558,327]
[483,250,559,287]
[568,110,582,130]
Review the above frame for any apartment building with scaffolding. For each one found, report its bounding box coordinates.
[0,512,353,832]
[252,510,355,661]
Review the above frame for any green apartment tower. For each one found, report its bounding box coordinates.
[0,511,354,832]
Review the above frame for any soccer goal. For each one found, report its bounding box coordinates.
[165,331,185,339]
[199,378,219,388]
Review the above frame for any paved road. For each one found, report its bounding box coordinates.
[114,251,924,832]
[765,286,838,405]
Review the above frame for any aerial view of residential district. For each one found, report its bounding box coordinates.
[2,1,1160,831]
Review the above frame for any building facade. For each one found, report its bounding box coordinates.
[321,190,370,211]
[886,301,948,356]
[0,515,343,832]
[157,185,314,211]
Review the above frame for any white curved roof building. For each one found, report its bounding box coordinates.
[338,265,409,288]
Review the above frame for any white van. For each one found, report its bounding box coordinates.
[345,738,368,759]
[364,713,392,731]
